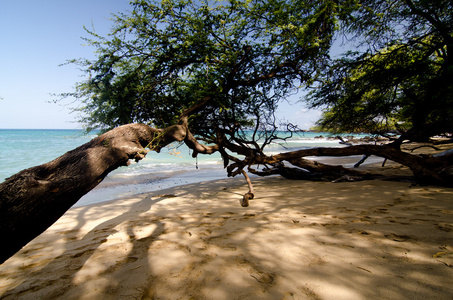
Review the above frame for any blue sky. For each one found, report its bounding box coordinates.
[0,0,320,129]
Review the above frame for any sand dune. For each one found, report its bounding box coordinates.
[1,175,453,299]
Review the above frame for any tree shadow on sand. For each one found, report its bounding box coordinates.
[1,177,453,299]
[0,194,171,299]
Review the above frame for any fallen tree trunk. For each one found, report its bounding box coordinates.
[225,142,453,186]
[259,144,453,185]
[0,123,187,264]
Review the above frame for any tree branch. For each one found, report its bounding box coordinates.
[240,170,254,207]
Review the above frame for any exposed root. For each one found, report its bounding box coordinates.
[240,170,255,207]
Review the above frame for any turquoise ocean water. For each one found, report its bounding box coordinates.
[0,129,356,207]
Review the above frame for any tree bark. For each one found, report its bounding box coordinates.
[0,124,186,264]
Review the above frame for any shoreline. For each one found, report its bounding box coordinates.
[76,154,389,208]
[1,173,453,299]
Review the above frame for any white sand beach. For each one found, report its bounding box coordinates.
[1,170,453,299]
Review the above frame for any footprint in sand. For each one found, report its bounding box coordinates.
[373,208,389,214]
[384,233,411,242]
[436,223,453,232]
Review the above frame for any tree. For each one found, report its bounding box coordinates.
[1,0,452,263]
[309,0,453,144]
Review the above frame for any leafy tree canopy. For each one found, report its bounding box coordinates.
[309,0,453,143]
[66,0,342,141]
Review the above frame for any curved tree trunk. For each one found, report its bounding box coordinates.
[0,124,187,264]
